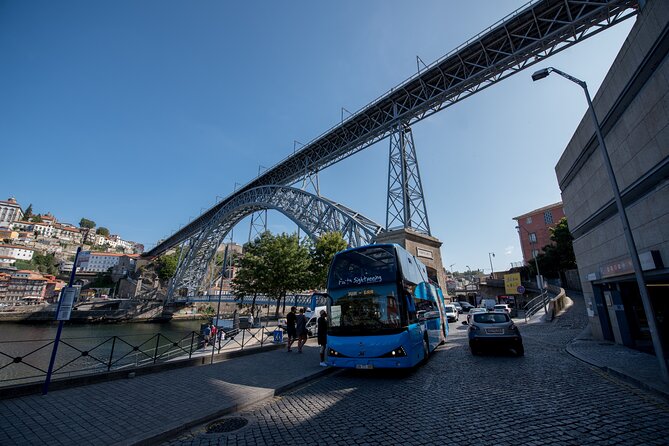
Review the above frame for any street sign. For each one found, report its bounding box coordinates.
[56,287,78,321]
[504,273,521,294]
[517,285,526,294]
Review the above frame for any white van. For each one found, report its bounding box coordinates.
[305,306,327,337]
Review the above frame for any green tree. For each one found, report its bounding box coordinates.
[23,204,33,219]
[309,231,347,290]
[528,217,576,280]
[232,232,311,316]
[156,249,181,281]
[30,215,43,223]
[79,218,96,229]
[96,227,110,236]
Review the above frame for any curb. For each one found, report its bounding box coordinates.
[565,341,669,403]
[129,366,337,446]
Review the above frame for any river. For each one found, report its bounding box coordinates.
[0,319,211,386]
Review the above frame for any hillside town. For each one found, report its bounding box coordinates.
[0,197,145,305]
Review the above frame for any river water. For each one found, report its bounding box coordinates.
[0,319,210,386]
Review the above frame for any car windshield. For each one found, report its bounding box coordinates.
[494,305,506,310]
[473,313,510,323]
[445,306,455,312]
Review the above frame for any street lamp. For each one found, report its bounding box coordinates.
[488,252,495,278]
[532,66,668,381]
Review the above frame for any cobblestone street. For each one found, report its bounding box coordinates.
[167,296,669,446]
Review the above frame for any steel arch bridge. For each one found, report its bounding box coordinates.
[169,186,383,297]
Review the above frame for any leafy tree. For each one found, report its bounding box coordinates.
[79,218,96,229]
[156,249,181,281]
[308,231,347,290]
[232,232,311,316]
[527,217,576,281]
[23,204,33,219]
[96,227,110,236]
[14,260,35,271]
[30,215,43,223]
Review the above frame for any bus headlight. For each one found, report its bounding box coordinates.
[380,346,407,358]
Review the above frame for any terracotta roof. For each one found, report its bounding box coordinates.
[0,244,35,251]
[513,202,563,220]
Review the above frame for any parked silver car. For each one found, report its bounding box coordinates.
[468,311,524,356]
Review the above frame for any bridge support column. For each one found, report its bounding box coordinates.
[375,228,447,291]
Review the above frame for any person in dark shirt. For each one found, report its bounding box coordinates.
[317,310,328,367]
[286,306,297,352]
[295,308,308,353]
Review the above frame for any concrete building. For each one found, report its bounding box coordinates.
[555,0,669,356]
[77,251,138,273]
[0,198,24,227]
[513,202,566,263]
[0,270,47,303]
[0,244,35,262]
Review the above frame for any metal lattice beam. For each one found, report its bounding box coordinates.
[168,186,383,299]
[147,0,638,257]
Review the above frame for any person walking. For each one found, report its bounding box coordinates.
[210,323,218,348]
[296,308,308,353]
[286,306,297,352]
[317,310,328,366]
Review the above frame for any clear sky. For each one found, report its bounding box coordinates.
[0,1,634,273]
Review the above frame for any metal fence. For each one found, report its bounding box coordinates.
[0,325,284,389]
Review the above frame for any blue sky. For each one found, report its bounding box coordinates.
[1,1,634,273]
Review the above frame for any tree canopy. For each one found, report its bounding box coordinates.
[232,232,311,316]
[96,227,110,236]
[23,204,33,219]
[528,217,576,280]
[308,231,347,290]
[79,218,96,229]
[156,249,181,282]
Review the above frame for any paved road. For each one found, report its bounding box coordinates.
[167,300,669,446]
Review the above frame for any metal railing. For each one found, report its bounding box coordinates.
[523,291,551,322]
[0,325,284,389]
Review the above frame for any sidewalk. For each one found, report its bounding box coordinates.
[566,325,669,399]
[531,290,669,400]
[0,340,330,446]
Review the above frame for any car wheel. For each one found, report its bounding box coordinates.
[515,344,525,357]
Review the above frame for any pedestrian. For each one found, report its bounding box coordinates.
[286,306,297,352]
[210,323,217,347]
[296,307,308,353]
[203,324,211,348]
[248,312,254,328]
[317,310,328,367]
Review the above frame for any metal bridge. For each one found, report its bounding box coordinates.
[145,0,639,298]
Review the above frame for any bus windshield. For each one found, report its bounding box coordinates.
[329,283,403,336]
[328,245,397,290]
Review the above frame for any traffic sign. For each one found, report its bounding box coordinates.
[517,285,525,294]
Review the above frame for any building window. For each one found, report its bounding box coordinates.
[544,210,553,224]
[529,233,537,243]
[526,216,532,224]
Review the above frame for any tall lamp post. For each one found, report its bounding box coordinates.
[532,66,668,382]
[488,252,495,278]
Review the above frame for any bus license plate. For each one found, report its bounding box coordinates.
[356,364,373,369]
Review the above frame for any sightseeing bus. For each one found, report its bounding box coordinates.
[325,244,447,369]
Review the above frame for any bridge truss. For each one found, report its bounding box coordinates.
[146,0,639,299]
[148,0,638,259]
[168,186,383,297]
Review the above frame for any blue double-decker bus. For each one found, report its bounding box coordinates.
[325,244,447,369]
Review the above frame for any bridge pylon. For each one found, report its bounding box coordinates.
[386,124,431,235]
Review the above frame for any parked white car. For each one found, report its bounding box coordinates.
[444,304,459,322]
[494,304,511,314]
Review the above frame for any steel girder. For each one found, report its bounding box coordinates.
[168,186,383,298]
[147,0,638,257]
[386,125,431,234]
